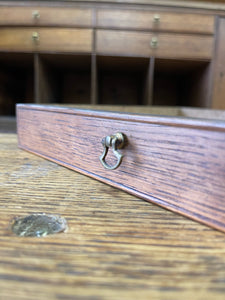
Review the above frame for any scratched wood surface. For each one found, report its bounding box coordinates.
[1,133,225,300]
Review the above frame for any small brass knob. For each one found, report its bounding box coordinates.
[32,10,40,19]
[32,32,39,43]
[153,14,160,23]
[150,37,158,48]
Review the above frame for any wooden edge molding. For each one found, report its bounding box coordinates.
[1,1,225,12]
[17,104,225,132]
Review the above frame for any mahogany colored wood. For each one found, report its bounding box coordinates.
[96,30,213,60]
[97,9,215,34]
[0,6,92,27]
[0,28,93,53]
[17,104,225,233]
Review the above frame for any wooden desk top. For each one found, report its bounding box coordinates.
[1,133,225,299]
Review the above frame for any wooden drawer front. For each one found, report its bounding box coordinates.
[0,7,92,27]
[17,105,225,233]
[96,30,213,60]
[0,28,92,53]
[97,9,215,35]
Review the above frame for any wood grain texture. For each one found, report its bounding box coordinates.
[1,0,225,12]
[0,6,92,27]
[212,17,225,109]
[96,30,213,60]
[17,104,225,233]
[0,28,93,53]
[34,54,55,103]
[97,9,215,34]
[1,133,225,300]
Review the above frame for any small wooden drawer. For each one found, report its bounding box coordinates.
[96,30,213,60]
[0,7,92,27]
[0,28,93,53]
[17,104,225,233]
[97,9,215,35]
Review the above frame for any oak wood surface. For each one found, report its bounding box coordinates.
[96,30,213,60]
[17,104,225,233]
[1,132,225,300]
[0,6,92,27]
[97,9,215,34]
[0,28,93,53]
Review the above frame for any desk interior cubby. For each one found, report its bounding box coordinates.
[35,54,91,105]
[0,53,213,116]
[97,56,151,106]
[0,53,34,115]
[153,59,212,108]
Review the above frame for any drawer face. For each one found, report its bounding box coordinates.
[0,28,93,53]
[96,30,213,60]
[97,9,215,34]
[17,105,225,233]
[0,7,92,27]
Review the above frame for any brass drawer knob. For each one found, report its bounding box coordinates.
[32,32,39,43]
[99,132,126,170]
[150,37,158,48]
[32,10,40,19]
[153,14,160,23]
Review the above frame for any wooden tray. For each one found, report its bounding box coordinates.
[17,104,225,233]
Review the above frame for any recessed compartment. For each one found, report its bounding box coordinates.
[35,54,91,104]
[0,53,34,115]
[153,59,212,107]
[97,56,151,105]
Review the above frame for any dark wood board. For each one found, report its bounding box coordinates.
[17,104,225,232]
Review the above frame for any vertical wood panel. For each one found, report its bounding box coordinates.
[91,53,98,105]
[34,54,57,103]
[144,57,154,105]
[212,17,225,109]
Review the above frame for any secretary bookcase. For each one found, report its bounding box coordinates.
[1,0,225,115]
